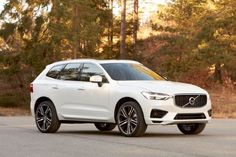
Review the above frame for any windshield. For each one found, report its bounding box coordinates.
[101,63,164,81]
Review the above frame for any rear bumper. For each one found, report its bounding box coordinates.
[30,94,36,117]
[141,97,212,125]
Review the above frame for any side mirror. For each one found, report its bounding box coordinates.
[90,75,103,87]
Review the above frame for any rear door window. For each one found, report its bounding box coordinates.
[59,63,82,81]
[46,64,65,79]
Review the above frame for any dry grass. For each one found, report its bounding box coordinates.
[209,89,236,118]
[0,107,30,116]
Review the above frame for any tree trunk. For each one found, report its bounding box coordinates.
[108,0,113,52]
[72,4,79,59]
[214,63,222,83]
[133,0,139,49]
[120,0,126,59]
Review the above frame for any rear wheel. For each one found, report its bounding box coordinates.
[116,101,147,137]
[94,123,116,131]
[177,123,206,135]
[35,101,61,133]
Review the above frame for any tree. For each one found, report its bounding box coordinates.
[195,0,236,82]
[108,0,114,51]
[120,0,126,59]
[0,0,113,107]
[150,0,236,84]
[48,0,110,59]
[133,0,139,49]
[150,0,206,78]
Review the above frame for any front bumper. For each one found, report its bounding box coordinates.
[140,97,212,125]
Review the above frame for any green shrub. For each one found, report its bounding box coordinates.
[0,95,22,107]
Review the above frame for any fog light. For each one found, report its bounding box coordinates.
[208,109,212,117]
[150,109,168,118]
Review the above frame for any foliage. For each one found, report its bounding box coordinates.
[0,0,235,107]
[0,94,22,107]
[150,0,236,84]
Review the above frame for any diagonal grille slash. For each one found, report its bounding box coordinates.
[182,95,200,107]
[175,95,207,108]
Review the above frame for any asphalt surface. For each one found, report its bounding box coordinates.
[0,117,235,157]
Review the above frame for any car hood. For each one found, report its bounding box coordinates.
[117,80,207,95]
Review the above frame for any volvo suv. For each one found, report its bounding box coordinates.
[30,59,212,137]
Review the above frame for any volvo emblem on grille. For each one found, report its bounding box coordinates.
[182,95,200,107]
[189,97,196,105]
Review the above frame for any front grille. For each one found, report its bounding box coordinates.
[174,94,207,108]
[174,113,206,120]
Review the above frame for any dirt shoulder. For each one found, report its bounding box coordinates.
[0,107,30,116]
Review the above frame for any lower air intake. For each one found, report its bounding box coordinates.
[174,113,206,120]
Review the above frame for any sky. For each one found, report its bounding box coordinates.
[0,0,168,22]
[0,0,6,12]
[111,0,168,23]
[0,0,168,11]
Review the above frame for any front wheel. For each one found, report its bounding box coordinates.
[177,123,206,135]
[116,101,147,137]
[94,123,116,131]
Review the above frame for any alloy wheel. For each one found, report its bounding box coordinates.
[36,104,52,131]
[117,105,138,135]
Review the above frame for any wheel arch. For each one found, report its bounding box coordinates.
[114,97,143,122]
[34,96,54,113]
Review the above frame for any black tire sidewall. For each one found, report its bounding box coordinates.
[177,123,206,135]
[35,101,60,133]
[94,123,116,131]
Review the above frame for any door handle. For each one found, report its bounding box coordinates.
[52,86,58,89]
[77,88,85,91]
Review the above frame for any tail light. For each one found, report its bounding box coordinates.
[29,83,33,93]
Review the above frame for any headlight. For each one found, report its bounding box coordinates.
[141,92,172,100]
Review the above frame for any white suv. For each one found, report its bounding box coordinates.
[30,59,212,137]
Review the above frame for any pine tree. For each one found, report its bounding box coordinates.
[120,0,126,59]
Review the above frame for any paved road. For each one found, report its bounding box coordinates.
[0,117,235,157]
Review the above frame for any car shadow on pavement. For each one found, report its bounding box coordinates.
[141,132,208,138]
[56,130,197,138]
[57,130,121,136]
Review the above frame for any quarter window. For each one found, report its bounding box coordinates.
[46,64,65,79]
[80,63,107,82]
[60,63,82,81]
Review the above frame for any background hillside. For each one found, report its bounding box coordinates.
[0,0,235,117]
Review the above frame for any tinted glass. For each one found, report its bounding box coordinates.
[46,64,65,79]
[101,63,164,81]
[80,63,107,82]
[60,63,82,81]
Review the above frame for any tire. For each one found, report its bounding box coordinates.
[177,123,206,135]
[35,101,61,133]
[94,123,116,131]
[116,101,147,137]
